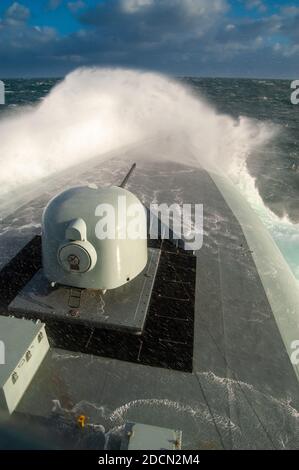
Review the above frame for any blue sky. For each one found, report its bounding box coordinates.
[0,0,298,77]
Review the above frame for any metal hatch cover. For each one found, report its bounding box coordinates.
[120,422,182,450]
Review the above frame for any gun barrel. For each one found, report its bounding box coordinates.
[119,163,136,188]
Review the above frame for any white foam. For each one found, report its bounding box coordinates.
[0,67,273,193]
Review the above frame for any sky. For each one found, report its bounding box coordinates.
[0,0,298,78]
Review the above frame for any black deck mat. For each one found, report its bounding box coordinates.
[0,237,196,372]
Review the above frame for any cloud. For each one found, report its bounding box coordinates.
[121,0,153,13]
[47,0,62,10]
[281,6,299,16]
[77,0,298,66]
[67,1,86,13]
[0,3,57,75]
[61,0,228,69]
[80,0,229,40]
[245,0,267,13]
[0,0,298,78]
[4,2,30,24]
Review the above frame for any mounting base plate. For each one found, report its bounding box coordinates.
[8,248,160,334]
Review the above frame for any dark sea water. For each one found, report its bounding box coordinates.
[184,77,299,224]
[0,76,298,277]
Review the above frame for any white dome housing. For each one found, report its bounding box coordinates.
[42,185,148,290]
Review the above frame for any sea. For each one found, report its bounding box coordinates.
[0,75,298,279]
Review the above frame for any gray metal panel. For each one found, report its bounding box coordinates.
[121,423,182,450]
[0,316,45,386]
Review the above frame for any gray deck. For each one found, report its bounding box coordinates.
[0,142,298,449]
